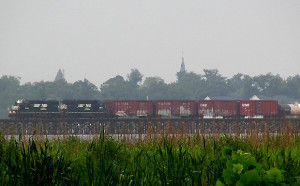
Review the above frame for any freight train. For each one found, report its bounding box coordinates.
[8,99,300,119]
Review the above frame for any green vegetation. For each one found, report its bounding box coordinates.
[1,68,300,118]
[0,131,299,185]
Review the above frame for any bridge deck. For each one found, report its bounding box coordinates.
[0,118,299,136]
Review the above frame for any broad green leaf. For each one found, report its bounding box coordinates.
[239,170,261,185]
[233,163,243,175]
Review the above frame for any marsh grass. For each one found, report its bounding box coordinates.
[0,122,299,185]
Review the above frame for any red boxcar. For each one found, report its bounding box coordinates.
[239,100,278,117]
[214,100,239,117]
[104,100,154,117]
[155,100,196,117]
[197,100,238,118]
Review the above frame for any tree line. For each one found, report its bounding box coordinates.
[1,69,300,118]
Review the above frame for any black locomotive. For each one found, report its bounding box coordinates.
[8,99,106,119]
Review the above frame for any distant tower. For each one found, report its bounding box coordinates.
[176,51,186,80]
[180,51,186,73]
[54,69,65,81]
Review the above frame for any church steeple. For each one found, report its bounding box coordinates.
[180,51,186,73]
[54,69,65,81]
[176,51,186,81]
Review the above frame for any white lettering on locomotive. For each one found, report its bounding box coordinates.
[78,104,92,108]
[34,104,48,108]
[41,104,48,107]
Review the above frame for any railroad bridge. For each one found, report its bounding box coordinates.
[0,118,299,137]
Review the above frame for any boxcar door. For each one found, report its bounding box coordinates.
[255,101,263,115]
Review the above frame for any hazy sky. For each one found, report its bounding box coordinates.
[1,1,299,86]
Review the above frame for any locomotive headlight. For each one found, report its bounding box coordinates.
[17,99,24,104]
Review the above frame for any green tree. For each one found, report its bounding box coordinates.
[253,73,285,97]
[100,75,141,99]
[227,74,258,99]
[176,71,186,81]
[285,75,300,99]
[0,76,21,118]
[167,83,188,99]
[227,73,244,99]
[240,75,258,99]
[176,72,204,99]
[202,69,229,98]
[141,76,167,99]
[100,75,126,99]
[72,79,100,99]
[127,69,143,86]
